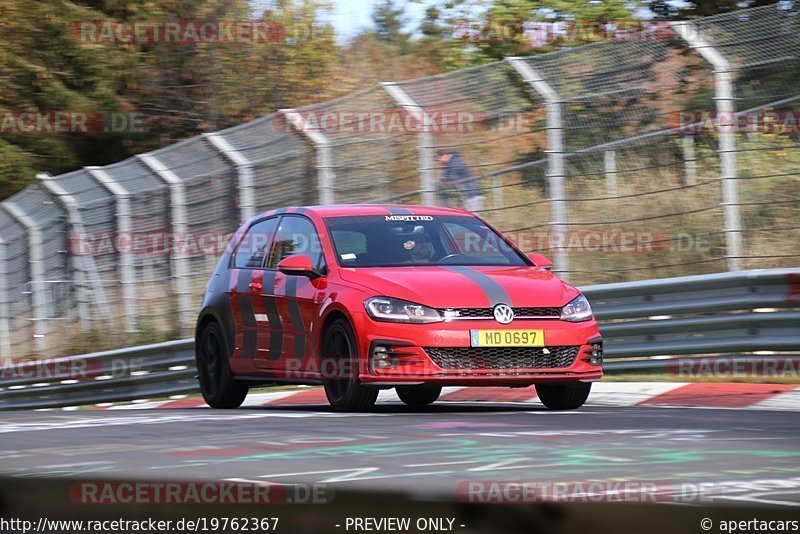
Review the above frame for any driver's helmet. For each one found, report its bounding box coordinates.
[389,224,431,255]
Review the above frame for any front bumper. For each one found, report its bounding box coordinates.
[357,316,603,386]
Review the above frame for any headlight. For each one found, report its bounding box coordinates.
[364,297,442,323]
[560,295,593,322]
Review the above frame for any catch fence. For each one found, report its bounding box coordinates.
[1,5,797,359]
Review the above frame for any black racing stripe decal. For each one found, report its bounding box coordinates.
[237,269,257,359]
[293,332,307,362]
[285,276,306,360]
[385,206,412,215]
[236,269,251,293]
[294,207,307,214]
[273,208,288,215]
[228,269,239,354]
[261,270,283,361]
[444,266,511,307]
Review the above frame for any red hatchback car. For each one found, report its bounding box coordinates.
[195,205,603,411]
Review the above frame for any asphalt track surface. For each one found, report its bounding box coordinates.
[1,403,799,507]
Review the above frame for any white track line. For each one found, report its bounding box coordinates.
[44,383,800,412]
[586,382,688,407]
[106,400,175,410]
[748,386,800,411]
[245,390,305,407]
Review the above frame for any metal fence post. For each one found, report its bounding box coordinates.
[380,83,438,206]
[507,57,570,279]
[204,133,256,222]
[492,176,504,210]
[0,235,11,364]
[86,167,138,333]
[672,21,743,272]
[604,150,618,197]
[38,173,94,331]
[137,154,194,333]
[2,202,48,352]
[282,109,336,205]
[682,135,698,186]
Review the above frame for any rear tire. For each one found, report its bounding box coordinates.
[321,318,378,412]
[396,386,442,407]
[536,382,591,410]
[197,321,248,408]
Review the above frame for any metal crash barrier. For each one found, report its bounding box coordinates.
[1,269,797,409]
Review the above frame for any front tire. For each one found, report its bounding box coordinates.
[536,382,591,410]
[197,321,248,408]
[396,386,442,407]
[321,318,378,412]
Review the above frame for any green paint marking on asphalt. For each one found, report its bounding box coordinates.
[11,466,116,478]
[146,438,800,473]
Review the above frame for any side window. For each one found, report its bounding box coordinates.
[266,216,325,269]
[330,230,367,263]
[443,221,503,256]
[232,218,278,269]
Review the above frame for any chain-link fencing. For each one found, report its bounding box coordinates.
[689,7,800,271]
[1,4,797,360]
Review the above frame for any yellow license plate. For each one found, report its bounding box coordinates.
[470,329,545,347]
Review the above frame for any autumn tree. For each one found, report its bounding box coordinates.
[0,0,340,199]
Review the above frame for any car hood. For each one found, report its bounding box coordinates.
[337,265,580,308]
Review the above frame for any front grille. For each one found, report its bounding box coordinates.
[438,307,561,319]
[424,346,580,370]
[515,307,561,318]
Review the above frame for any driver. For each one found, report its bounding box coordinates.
[402,233,434,263]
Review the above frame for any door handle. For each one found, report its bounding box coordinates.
[249,282,262,292]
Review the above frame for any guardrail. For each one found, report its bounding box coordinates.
[1,269,798,409]
[583,268,800,369]
[0,340,196,409]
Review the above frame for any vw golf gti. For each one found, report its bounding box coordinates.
[195,205,603,411]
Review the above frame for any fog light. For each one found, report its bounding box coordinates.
[589,343,603,366]
[372,345,399,370]
[442,309,461,320]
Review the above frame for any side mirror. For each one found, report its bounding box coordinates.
[277,254,322,279]
[527,252,553,270]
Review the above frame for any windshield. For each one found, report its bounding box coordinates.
[324,215,530,267]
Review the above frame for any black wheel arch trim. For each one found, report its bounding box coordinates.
[196,306,235,361]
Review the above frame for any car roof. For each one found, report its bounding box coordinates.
[256,204,474,219]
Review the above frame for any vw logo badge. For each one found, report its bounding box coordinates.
[493,303,514,324]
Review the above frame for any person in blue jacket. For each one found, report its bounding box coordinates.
[435,149,485,212]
